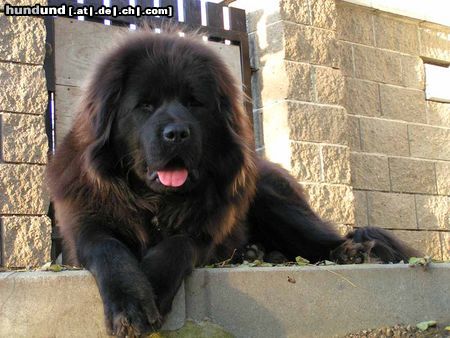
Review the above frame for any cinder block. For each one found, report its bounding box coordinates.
[310,0,336,30]
[415,195,449,231]
[344,78,380,117]
[290,142,321,182]
[339,41,354,76]
[0,163,49,214]
[315,66,344,105]
[380,85,426,123]
[1,216,51,267]
[321,145,351,184]
[0,15,46,64]
[360,118,409,156]
[336,3,374,45]
[389,158,437,194]
[0,113,48,164]
[426,101,450,128]
[353,190,368,227]
[394,230,443,260]
[419,27,450,62]
[408,124,450,161]
[367,191,417,229]
[373,15,419,54]
[401,55,424,90]
[350,152,390,191]
[435,161,450,195]
[347,116,361,151]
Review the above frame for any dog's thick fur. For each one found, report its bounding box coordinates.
[47,30,418,336]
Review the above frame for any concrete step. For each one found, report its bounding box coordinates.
[1,264,449,337]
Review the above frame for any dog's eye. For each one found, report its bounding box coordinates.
[141,103,154,112]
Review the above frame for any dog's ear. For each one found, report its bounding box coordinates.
[82,65,124,178]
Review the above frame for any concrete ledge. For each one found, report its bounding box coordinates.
[1,264,449,337]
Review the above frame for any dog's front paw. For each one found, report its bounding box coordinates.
[104,291,162,337]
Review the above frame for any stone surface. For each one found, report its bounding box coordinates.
[0,62,47,114]
[0,0,47,8]
[336,3,374,45]
[288,102,348,145]
[353,45,402,85]
[379,85,426,123]
[347,116,361,150]
[401,55,424,90]
[435,161,450,195]
[394,230,443,260]
[367,191,417,230]
[285,61,314,102]
[350,152,390,191]
[353,190,368,227]
[290,142,321,182]
[310,0,336,30]
[419,27,450,62]
[284,22,339,67]
[186,265,450,338]
[0,271,185,337]
[339,41,354,76]
[344,78,380,117]
[441,233,449,260]
[389,158,437,194]
[415,195,449,230]
[0,15,46,64]
[279,0,310,25]
[321,145,351,184]
[0,163,48,214]
[359,118,409,156]
[426,101,450,128]
[373,15,419,54]
[315,66,344,105]
[303,183,354,225]
[0,113,48,164]
[1,216,51,267]
[408,124,450,161]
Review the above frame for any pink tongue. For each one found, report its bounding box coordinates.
[157,169,188,187]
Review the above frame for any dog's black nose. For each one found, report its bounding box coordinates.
[163,123,190,143]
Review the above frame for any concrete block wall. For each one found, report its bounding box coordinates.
[0,7,51,267]
[248,0,355,233]
[247,0,449,258]
[337,2,450,260]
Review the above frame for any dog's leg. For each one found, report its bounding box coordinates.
[77,225,162,337]
[140,235,199,316]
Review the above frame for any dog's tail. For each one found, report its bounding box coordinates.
[333,227,421,264]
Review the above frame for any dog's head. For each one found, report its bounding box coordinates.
[79,30,255,195]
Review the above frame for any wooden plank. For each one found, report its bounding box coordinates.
[207,41,242,85]
[228,6,246,32]
[55,85,83,144]
[206,1,224,29]
[184,0,201,27]
[160,0,178,20]
[54,17,127,87]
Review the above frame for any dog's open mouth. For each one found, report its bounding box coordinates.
[148,157,189,188]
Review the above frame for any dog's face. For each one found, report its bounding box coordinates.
[86,32,247,194]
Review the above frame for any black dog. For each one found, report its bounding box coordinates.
[46,30,418,336]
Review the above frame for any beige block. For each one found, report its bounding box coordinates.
[0,62,47,114]
[435,161,450,195]
[321,145,351,184]
[285,61,314,102]
[284,23,339,67]
[0,15,45,64]
[290,142,321,182]
[415,195,449,231]
[339,41,354,77]
[401,56,424,90]
[303,183,355,225]
[350,152,390,191]
[367,191,417,230]
[419,28,450,62]
[360,118,409,156]
[336,3,374,45]
[0,0,47,7]
[310,0,336,30]
[409,125,450,161]
[393,230,443,260]
[353,190,368,227]
[353,45,402,85]
[344,78,380,117]
[380,85,426,123]
[348,116,361,151]
[440,232,449,260]
[389,158,437,194]
[280,0,310,25]
[0,113,48,164]
[315,66,344,105]
[0,164,48,214]
[287,102,348,145]
[373,15,419,54]
[1,216,51,268]
[426,101,450,128]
